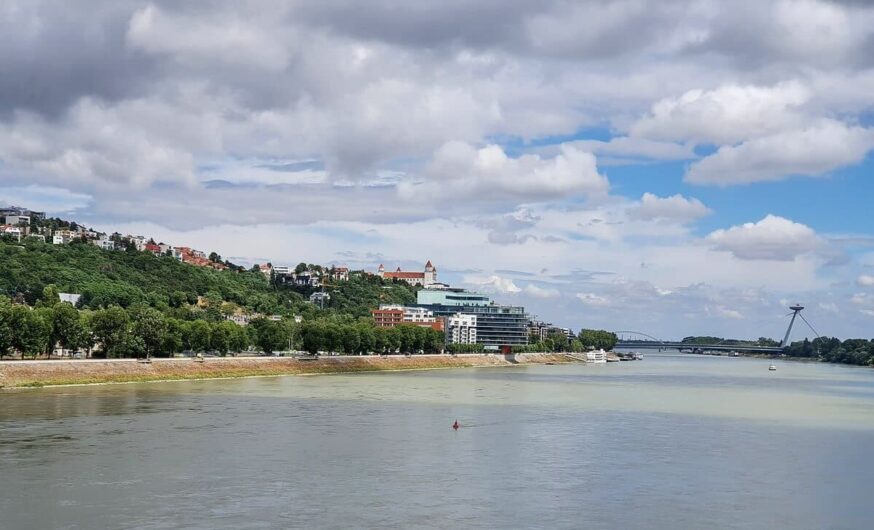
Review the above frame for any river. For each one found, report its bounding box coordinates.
[2,354,873,529]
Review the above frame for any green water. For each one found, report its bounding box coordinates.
[2,354,873,529]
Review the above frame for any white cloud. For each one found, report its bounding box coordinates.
[0,185,92,214]
[819,302,839,314]
[126,5,291,71]
[685,120,874,186]
[857,275,874,287]
[627,192,711,223]
[860,309,874,318]
[576,292,610,306]
[705,305,745,320]
[630,82,810,145]
[465,274,521,294]
[706,215,821,261]
[524,284,560,299]
[850,293,869,305]
[399,142,609,201]
[565,137,695,161]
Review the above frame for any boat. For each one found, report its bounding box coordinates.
[768,364,777,371]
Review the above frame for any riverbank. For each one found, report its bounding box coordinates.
[0,353,578,389]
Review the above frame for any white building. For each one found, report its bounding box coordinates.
[310,291,330,306]
[447,313,477,344]
[4,215,30,226]
[1,225,22,241]
[59,293,82,306]
[52,229,78,245]
[376,260,438,287]
[93,238,116,251]
[272,265,292,276]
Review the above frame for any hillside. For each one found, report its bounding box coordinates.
[0,239,417,318]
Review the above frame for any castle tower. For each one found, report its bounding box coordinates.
[377,264,385,278]
[424,260,436,286]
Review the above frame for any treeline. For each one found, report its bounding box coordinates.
[785,337,874,366]
[680,336,780,346]
[0,286,445,359]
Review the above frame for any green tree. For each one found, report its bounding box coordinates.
[187,320,212,353]
[52,303,90,354]
[210,321,239,356]
[10,305,51,358]
[90,306,131,358]
[250,318,288,355]
[578,329,618,351]
[41,284,61,307]
[132,307,167,359]
[0,299,14,359]
[163,319,187,356]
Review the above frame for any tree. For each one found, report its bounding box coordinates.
[208,252,222,263]
[0,299,13,359]
[10,305,51,358]
[52,303,90,355]
[210,321,239,356]
[187,320,212,353]
[250,318,288,355]
[578,329,618,351]
[163,318,187,356]
[41,284,61,307]
[132,308,167,359]
[90,307,131,358]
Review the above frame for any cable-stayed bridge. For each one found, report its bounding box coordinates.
[614,305,817,353]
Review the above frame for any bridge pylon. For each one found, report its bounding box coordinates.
[781,305,804,348]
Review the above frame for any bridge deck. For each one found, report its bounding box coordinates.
[615,342,784,353]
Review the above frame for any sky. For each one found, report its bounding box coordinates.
[2,0,874,341]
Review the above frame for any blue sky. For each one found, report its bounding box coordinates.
[2,1,874,340]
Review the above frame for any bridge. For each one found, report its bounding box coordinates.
[614,305,817,354]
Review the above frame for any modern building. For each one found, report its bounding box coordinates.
[0,206,45,221]
[414,288,528,349]
[310,291,331,307]
[1,225,22,241]
[371,304,445,331]
[377,260,438,287]
[447,313,477,344]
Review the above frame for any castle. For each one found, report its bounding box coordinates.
[377,260,437,287]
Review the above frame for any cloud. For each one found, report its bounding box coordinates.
[565,137,696,162]
[627,192,711,223]
[705,305,745,320]
[0,185,92,214]
[576,292,610,306]
[858,274,874,287]
[706,215,822,261]
[630,82,810,145]
[524,284,560,299]
[819,302,839,314]
[860,309,874,318]
[465,274,521,294]
[399,142,609,202]
[685,120,874,185]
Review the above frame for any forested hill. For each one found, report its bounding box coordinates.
[0,239,416,318]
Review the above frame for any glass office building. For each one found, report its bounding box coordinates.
[415,289,529,348]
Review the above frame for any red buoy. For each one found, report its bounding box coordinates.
[452,420,460,430]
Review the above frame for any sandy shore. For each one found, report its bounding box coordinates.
[0,353,578,388]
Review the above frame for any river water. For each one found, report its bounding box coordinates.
[2,354,873,529]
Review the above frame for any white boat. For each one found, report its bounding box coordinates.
[768,364,777,371]
[586,349,607,364]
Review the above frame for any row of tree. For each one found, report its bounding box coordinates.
[785,337,874,366]
[0,286,446,359]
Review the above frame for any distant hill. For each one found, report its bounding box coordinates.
[0,239,416,319]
